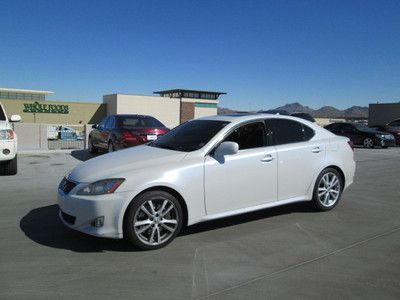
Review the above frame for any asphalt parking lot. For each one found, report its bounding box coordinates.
[1,148,400,299]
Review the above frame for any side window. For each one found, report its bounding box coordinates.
[98,117,108,130]
[105,117,115,129]
[0,105,6,121]
[302,124,315,141]
[224,122,266,150]
[267,119,314,145]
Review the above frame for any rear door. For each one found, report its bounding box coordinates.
[266,118,323,200]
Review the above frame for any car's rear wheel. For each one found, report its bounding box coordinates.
[0,155,18,175]
[312,168,342,211]
[363,137,374,148]
[124,191,183,250]
[88,137,98,153]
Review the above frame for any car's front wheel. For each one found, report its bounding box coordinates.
[124,191,183,250]
[312,168,343,211]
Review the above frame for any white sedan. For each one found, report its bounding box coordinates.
[58,114,355,250]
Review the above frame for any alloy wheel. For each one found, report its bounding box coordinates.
[133,198,179,246]
[318,172,341,207]
[363,138,374,148]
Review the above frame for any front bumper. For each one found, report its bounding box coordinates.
[57,187,133,239]
[0,139,17,162]
[378,138,396,147]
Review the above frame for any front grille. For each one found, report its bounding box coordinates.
[59,177,77,194]
[61,211,76,225]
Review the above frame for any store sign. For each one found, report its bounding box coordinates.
[23,102,69,114]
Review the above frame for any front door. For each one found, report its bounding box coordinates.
[204,121,278,215]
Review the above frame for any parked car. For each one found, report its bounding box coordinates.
[0,102,21,175]
[324,122,395,148]
[88,114,169,153]
[258,109,290,115]
[373,119,400,145]
[290,112,316,123]
[59,114,355,250]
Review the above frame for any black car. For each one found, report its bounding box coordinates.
[324,122,395,148]
[290,112,316,123]
[258,109,290,115]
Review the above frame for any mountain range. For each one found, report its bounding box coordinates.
[218,102,368,118]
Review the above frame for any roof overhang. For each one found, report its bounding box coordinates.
[0,88,54,95]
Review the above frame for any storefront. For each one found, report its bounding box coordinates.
[0,88,223,127]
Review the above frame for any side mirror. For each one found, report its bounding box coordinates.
[92,124,97,129]
[9,115,21,122]
[214,141,239,157]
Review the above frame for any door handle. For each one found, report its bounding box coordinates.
[261,154,274,162]
[311,146,322,153]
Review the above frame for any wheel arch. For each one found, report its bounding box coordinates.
[324,165,345,189]
[121,185,189,237]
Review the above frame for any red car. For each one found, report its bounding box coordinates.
[89,114,169,153]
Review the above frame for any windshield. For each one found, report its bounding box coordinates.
[149,120,230,152]
[353,123,375,131]
[117,116,165,128]
[0,105,6,121]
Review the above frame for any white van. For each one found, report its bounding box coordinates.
[0,102,21,175]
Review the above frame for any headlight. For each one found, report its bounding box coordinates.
[77,178,125,195]
[0,129,15,140]
[376,134,385,139]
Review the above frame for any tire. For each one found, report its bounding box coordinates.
[312,168,343,211]
[108,141,115,153]
[88,137,98,153]
[0,155,18,175]
[123,191,183,250]
[363,137,374,148]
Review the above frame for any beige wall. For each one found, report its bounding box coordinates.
[194,106,217,119]
[104,94,181,128]
[315,118,346,126]
[0,99,106,124]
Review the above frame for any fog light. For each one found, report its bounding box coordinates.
[3,149,10,155]
[92,216,104,227]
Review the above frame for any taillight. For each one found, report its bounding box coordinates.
[347,140,354,151]
[121,131,137,142]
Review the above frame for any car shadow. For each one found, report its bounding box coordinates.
[70,149,101,162]
[20,202,315,252]
[20,204,137,252]
[182,201,315,235]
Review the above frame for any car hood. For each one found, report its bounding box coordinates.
[0,121,11,130]
[68,145,187,183]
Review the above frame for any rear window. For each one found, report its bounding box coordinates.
[117,116,165,128]
[0,105,6,121]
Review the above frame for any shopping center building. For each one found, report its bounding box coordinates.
[0,88,224,127]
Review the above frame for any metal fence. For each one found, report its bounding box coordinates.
[47,124,86,150]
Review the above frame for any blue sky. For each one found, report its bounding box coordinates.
[1,0,399,110]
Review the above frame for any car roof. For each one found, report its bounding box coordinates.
[196,113,317,125]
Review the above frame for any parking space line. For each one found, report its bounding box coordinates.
[196,226,400,300]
